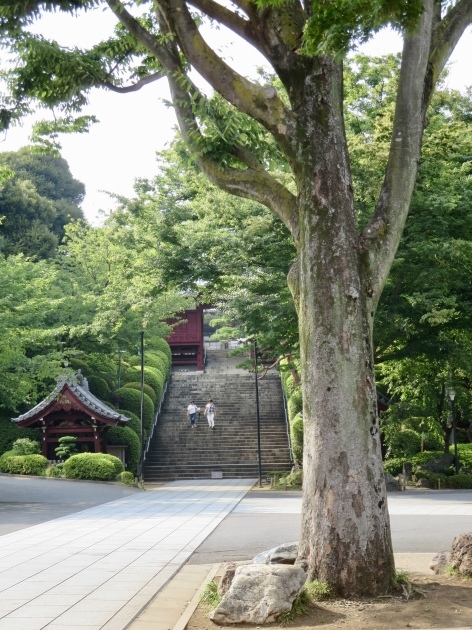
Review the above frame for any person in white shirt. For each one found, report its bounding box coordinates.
[187,401,198,429]
[204,398,216,429]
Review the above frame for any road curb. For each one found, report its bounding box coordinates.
[174,563,221,630]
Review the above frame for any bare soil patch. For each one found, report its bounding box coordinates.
[188,573,472,629]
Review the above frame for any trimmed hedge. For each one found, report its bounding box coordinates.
[46,463,65,478]
[386,428,422,458]
[119,410,146,441]
[290,412,303,464]
[123,382,157,405]
[151,338,172,365]
[116,387,154,432]
[63,453,123,481]
[124,367,163,400]
[106,426,140,474]
[0,453,48,476]
[88,376,111,401]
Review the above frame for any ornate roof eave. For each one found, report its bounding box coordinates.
[12,379,130,426]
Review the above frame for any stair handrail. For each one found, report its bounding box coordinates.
[143,375,170,462]
[279,373,294,463]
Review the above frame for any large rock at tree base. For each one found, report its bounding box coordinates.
[430,551,450,574]
[218,563,238,597]
[252,541,298,565]
[209,564,306,625]
[385,474,400,491]
[450,533,472,577]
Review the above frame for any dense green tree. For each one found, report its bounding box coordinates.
[1,0,470,595]
[0,147,84,258]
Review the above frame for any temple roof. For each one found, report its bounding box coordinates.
[12,378,130,425]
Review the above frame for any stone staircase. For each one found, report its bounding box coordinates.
[144,351,293,481]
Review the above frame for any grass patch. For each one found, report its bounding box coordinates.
[280,580,332,625]
[392,570,411,587]
[199,580,221,610]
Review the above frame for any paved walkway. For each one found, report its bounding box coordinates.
[0,479,255,630]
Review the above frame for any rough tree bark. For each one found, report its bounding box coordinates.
[102,0,471,596]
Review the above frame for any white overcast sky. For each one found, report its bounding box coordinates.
[0,7,470,223]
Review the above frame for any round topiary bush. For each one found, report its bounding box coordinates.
[118,410,145,441]
[290,412,304,464]
[106,426,140,474]
[98,454,124,477]
[116,387,154,432]
[124,367,163,400]
[0,453,48,476]
[123,382,157,405]
[144,354,169,378]
[63,453,122,481]
[88,376,111,401]
[151,338,172,365]
[148,350,170,374]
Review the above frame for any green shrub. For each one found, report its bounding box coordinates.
[276,469,303,489]
[88,376,111,401]
[123,382,157,405]
[118,410,146,441]
[287,388,302,423]
[423,432,444,452]
[63,453,119,481]
[0,454,48,476]
[457,444,472,468]
[144,353,169,377]
[150,350,171,373]
[150,338,172,365]
[413,470,472,489]
[118,471,135,485]
[124,366,163,399]
[290,413,304,464]
[106,426,140,474]
[12,438,40,455]
[386,429,422,458]
[0,450,16,471]
[0,418,40,456]
[284,374,299,397]
[116,387,154,432]
[410,450,444,469]
[46,463,65,478]
[85,353,117,381]
[99,454,124,476]
[383,458,404,476]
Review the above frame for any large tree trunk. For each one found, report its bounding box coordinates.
[295,59,394,596]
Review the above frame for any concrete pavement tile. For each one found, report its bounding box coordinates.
[0,584,50,599]
[5,604,70,618]
[48,609,115,625]
[32,593,86,607]
[46,583,95,596]
[0,618,54,630]
[0,600,28,615]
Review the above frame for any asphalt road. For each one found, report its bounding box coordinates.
[187,489,472,564]
[1,478,471,562]
[0,474,139,535]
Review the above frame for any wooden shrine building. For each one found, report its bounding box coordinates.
[165,305,205,371]
[12,374,130,459]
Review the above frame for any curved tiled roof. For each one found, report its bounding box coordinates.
[12,379,130,424]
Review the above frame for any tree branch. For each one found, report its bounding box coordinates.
[105,0,178,73]
[102,70,166,93]
[156,0,297,165]
[361,0,435,310]
[429,0,472,88]
[187,0,262,51]
[166,70,299,241]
